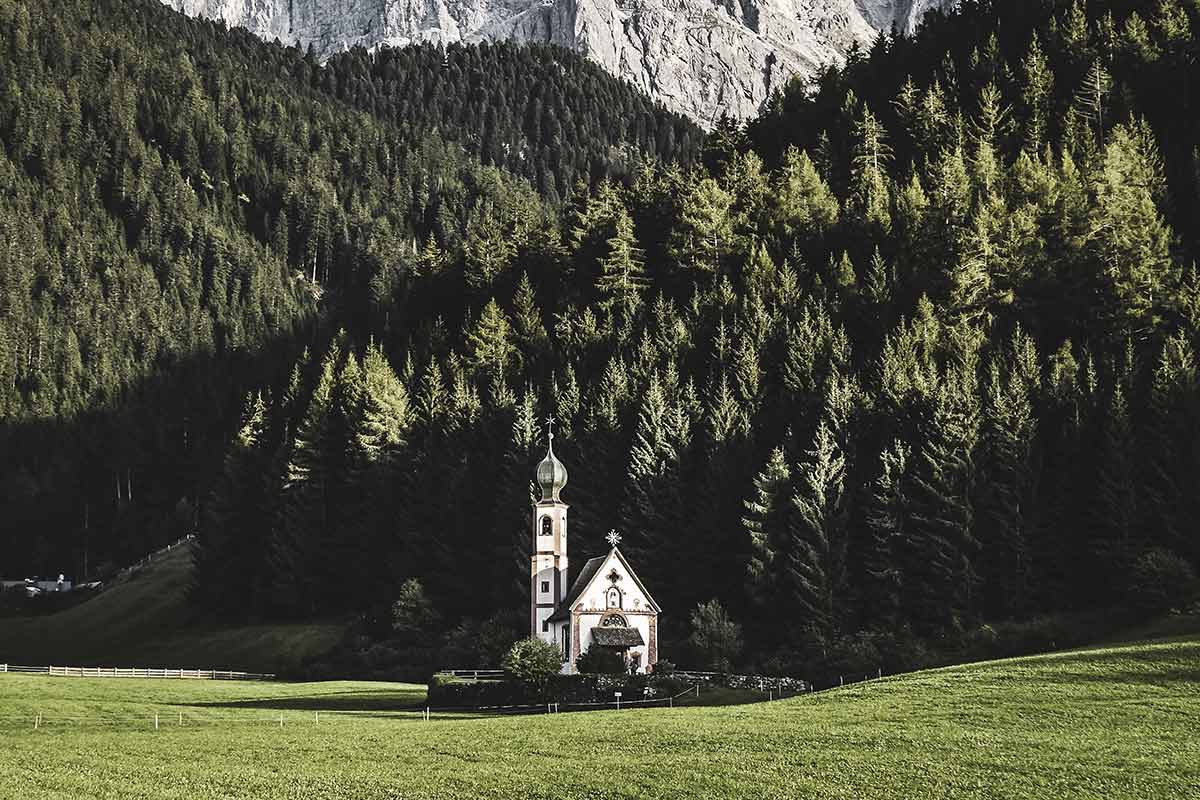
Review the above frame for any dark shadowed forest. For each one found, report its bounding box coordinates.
[2,0,1199,676]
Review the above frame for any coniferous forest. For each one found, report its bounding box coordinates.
[3,0,1200,676]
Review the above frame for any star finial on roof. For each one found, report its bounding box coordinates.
[606,530,622,548]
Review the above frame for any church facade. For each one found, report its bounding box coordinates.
[530,427,660,674]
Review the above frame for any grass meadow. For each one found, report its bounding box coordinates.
[2,635,1198,799]
[0,545,342,674]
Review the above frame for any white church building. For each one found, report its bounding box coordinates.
[530,424,661,674]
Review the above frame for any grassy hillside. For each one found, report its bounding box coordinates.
[2,635,1197,798]
[0,544,343,674]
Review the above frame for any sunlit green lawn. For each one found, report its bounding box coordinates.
[2,636,1198,799]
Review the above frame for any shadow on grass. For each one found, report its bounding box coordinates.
[184,690,427,712]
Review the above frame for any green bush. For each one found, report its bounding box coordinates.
[502,638,563,689]
[576,645,626,675]
[428,674,679,708]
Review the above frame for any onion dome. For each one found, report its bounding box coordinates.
[536,431,568,502]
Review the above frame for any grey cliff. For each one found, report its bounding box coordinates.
[165,0,955,124]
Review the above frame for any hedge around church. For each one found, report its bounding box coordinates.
[426,673,689,708]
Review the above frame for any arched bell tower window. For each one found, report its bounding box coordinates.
[606,587,622,609]
[540,516,552,537]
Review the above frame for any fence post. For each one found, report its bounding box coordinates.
[154,713,159,730]
[315,711,319,724]
[279,714,284,728]
[179,712,182,726]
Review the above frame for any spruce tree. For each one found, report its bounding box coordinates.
[908,365,981,633]
[1094,382,1140,575]
[1087,123,1178,335]
[595,208,648,316]
[465,299,516,378]
[772,146,839,247]
[621,372,688,605]
[744,446,791,615]
[864,439,911,626]
[672,176,735,275]
[1145,333,1199,562]
[271,344,339,616]
[978,356,1037,618]
[850,106,893,237]
[349,343,411,615]
[194,394,272,616]
[786,418,847,644]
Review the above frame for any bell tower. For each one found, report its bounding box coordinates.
[531,416,569,645]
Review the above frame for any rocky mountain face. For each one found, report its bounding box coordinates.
[165,0,954,123]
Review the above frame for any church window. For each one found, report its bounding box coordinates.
[606,587,622,609]
[540,516,552,537]
[561,627,569,661]
[601,613,628,627]
[541,581,550,593]
[542,620,549,632]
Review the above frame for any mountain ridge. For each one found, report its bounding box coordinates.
[165,0,956,123]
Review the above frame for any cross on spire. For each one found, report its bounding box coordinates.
[545,414,555,450]
[606,530,622,548]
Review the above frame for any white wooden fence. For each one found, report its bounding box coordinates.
[0,663,275,681]
[435,669,506,680]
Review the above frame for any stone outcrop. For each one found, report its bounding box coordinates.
[164,0,955,124]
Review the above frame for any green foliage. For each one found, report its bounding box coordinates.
[501,637,563,687]
[689,599,743,672]
[672,176,735,274]
[575,645,627,675]
[786,419,848,640]
[596,209,649,315]
[6,0,1200,679]
[743,446,791,612]
[391,579,440,635]
[465,300,516,377]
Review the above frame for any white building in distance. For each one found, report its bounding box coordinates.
[530,425,660,674]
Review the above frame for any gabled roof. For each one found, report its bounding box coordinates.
[548,546,661,622]
[609,546,662,613]
[548,555,605,622]
[591,626,645,647]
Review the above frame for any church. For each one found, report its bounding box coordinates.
[529,423,661,674]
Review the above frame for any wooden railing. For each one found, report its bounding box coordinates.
[0,663,275,681]
[434,669,506,680]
